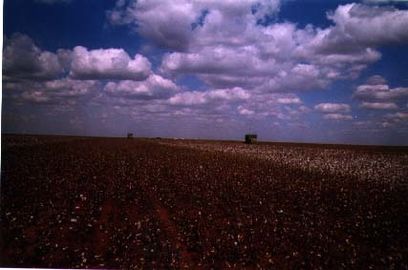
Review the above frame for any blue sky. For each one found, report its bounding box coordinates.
[3,0,408,145]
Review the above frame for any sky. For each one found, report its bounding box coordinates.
[2,0,408,145]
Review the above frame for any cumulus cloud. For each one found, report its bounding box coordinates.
[21,91,51,103]
[381,112,408,128]
[110,0,338,93]
[316,4,408,53]
[314,103,351,113]
[6,79,99,104]
[353,75,408,118]
[158,20,335,90]
[70,46,151,80]
[3,33,65,81]
[363,0,408,4]
[323,113,353,120]
[104,74,179,100]
[237,106,255,116]
[277,97,302,105]
[354,76,408,101]
[161,46,272,77]
[231,93,307,120]
[168,87,249,106]
[360,102,399,110]
[108,0,280,51]
[387,112,408,121]
[155,2,407,93]
[3,34,153,82]
[314,103,353,121]
[5,1,408,140]
[351,75,408,129]
[43,79,99,97]
[109,0,408,96]
[366,74,387,85]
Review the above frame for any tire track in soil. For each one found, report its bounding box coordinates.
[150,198,198,269]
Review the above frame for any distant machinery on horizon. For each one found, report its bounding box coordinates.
[245,134,257,144]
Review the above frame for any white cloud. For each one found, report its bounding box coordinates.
[3,33,65,81]
[111,0,337,94]
[323,113,353,120]
[108,0,195,51]
[386,112,408,121]
[360,101,399,110]
[161,46,273,77]
[6,2,408,138]
[168,92,206,106]
[153,2,408,94]
[70,46,151,80]
[9,79,99,104]
[168,87,249,106]
[43,79,99,97]
[352,75,408,128]
[354,85,408,101]
[104,74,179,99]
[353,76,408,117]
[329,4,408,46]
[3,35,154,83]
[366,74,387,85]
[277,97,302,105]
[315,103,353,121]
[108,0,280,51]
[380,112,408,128]
[363,0,408,4]
[231,93,307,120]
[238,106,255,116]
[106,1,408,130]
[21,91,51,103]
[314,103,351,113]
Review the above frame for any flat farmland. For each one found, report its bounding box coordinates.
[1,135,408,269]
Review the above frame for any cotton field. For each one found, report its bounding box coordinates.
[1,135,407,268]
